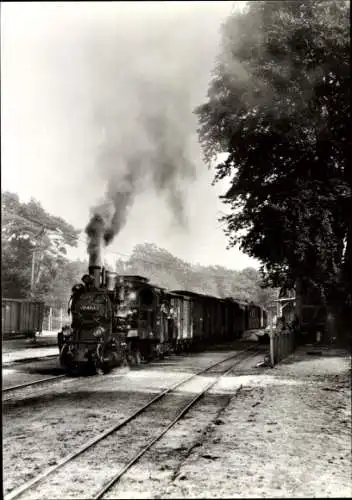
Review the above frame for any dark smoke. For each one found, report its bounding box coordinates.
[84,3,230,265]
[85,214,105,267]
[103,171,138,245]
[85,170,138,265]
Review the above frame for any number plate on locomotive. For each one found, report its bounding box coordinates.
[80,305,99,312]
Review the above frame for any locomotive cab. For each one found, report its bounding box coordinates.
[116,275,160,362]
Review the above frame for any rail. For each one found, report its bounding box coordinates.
[94,352,256,500]
[5,347,261,500]
[269,327,295,366]
[2,375,66,395]
[3,354,58,368]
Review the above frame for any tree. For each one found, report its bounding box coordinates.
[1,191,81,305]
[195,1,351,337]
[115,242,276,308]
[37,259,88,308]
[123,243,192,291]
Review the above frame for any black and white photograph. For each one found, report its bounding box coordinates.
[2,1,351,498]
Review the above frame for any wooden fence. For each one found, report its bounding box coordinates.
[269,328,295,366]
[42,307,70,332]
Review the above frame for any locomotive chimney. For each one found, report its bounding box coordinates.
[105,271,117,291]
[89,265,102,288]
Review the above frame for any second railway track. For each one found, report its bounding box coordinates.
[5,347,262,500]
[2,374,67,396]
[3,354,59,368]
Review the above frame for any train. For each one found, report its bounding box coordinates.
[2,298,44,339]
[57,265,268,374]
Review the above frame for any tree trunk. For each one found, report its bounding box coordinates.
[35,251,45,285]
[295,277,303,324]
[340,222,352,346]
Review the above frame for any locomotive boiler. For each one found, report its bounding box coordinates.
[58,266,118,374]
[57,266,169,374]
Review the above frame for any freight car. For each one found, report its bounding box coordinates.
[169,292,249,352]
[247,302,263,331]
[2,298,44,339]
[57,265,267,375]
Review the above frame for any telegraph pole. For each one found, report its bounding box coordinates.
[30,226,46,298]
[30,250,36,298]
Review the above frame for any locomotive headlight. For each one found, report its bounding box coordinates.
[128,291,137,300]
[93,326,105,338]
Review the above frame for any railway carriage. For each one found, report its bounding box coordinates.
[222,299,233,340]
[247,302,262,330]
[58,266,268,375]
[170,291,222,351]
[262,309,268,328]
[203,295,214,343]
[232,300,247,338]
[2,298,44,339]
[167,292,194,352]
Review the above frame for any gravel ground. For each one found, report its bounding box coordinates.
[3,344,259,498]
[4,344,350,499]
[105,347,350,499]
[2,360,64,390]
[3,341,58,364]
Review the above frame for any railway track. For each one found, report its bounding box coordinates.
[3,354,59,367]
[2,374,66,395]
[5,347,261,500]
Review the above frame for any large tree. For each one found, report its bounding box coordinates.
[1,191,83,306]
[195,1,351,336]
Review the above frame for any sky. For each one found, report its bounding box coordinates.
[1,1,259,270]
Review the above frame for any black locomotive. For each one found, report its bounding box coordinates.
[58,265,267,374]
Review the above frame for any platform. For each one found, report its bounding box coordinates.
[2,331,58,365]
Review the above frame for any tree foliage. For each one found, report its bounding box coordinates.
[1,191,84,306]
[117,242,278,309]
[195,1,351,311]
[1,192,277,309]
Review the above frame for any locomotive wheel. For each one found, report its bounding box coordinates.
[100,363,111,374]
[93,359,110,375]
[66,362,82,377]
[126,353,135,366]
[134,348,142,365]
[60,346,80,375]
[121,356,129,368]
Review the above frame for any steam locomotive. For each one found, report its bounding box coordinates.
[58,265,267,374]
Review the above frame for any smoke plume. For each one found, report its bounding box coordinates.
[80,3,230,266]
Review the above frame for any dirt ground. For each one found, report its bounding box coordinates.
[3,345,351,499]
[105,348,352,499]
[3,347,255,497]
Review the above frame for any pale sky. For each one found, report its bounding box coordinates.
[1,1,259,270]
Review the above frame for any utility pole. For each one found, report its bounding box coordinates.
[31,250,36,298]
[30,226,46,298]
